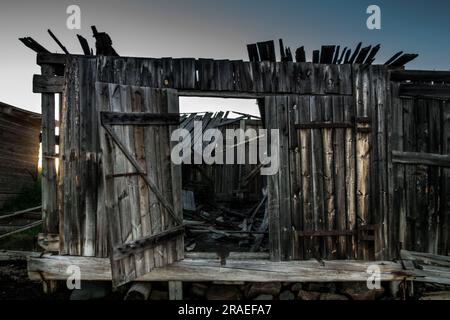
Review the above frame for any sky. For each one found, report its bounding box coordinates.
[1,0,450,115]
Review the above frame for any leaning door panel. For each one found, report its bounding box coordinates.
[96,83,183,287]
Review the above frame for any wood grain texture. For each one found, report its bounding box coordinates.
[96,82,183,287]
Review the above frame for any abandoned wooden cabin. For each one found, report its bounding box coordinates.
[21,31,450,292]
[0,102,41,208]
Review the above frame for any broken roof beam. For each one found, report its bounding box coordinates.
[348,42,362,64]
[247,43,259,62]
[312,50,320,63]
[47,29,69,54]
[355,45,371,64]
[343,49,352,63]
[320,45,336,64]
[332,45,340,64]
[384,51,404,65]
[19,37,50,54]
[278,39,293,62]
[295,46,306,63]
[337,47,348,64]
[279,39,286,61]
[77,34,92,55]
[364,44,381,64]
[256,40,276,62]
[91,25,119,56]
[388,53,419,67]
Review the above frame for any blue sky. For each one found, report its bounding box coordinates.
[0,0,449,114]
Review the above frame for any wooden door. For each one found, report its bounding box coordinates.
[265,95,374,261]
[96,82,183,287]
[390,93,450,257]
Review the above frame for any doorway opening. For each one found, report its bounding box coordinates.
[178,96,269,254]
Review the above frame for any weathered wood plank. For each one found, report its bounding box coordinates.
[392,151,450,167]
[310,96,326,258]
[298,96,313,259]
[277,96,292,260]
[322,96,336,259]
[391,70,450,82]
[100,111,180,126]
[33,75,64,93]
[28,255,416,283]
[354,65,371,260]
[40,65,58,236]
[400,84,450,98]
[265,96,281,261]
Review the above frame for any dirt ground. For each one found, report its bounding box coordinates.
[0,260,68,300]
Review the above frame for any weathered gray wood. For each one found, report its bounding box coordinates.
[0,206,42,220]
[391,70,450,82]
[40,65,58,236]
[100,112,180,126]
[392,151,450,167]
[391,83,406,253]
[427,99,441,254]
[33,75,64,93]
[277,96,292,260]
[0,250,42,261]
[343,95,356,259]
[37,233,60,252]
[0,220,43,240]
[401,249,450,268]
[322,96,336,259]
[354,65,371,260]
[371,66,389,260]
[168,281,183,300]
[442,101,450,256]
[97,83,183,287]
[112,226,184,261]
[298,96,313,259]
[264,96,281,261]
[28,254,417,283]
[400,84,450,98]
[310,96,326,259]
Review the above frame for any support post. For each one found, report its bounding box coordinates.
[169,281,183,300]
[40,63,59,293]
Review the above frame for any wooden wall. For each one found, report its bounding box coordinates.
[46,53,449,261]
[59,56,353,258]
[0,103,41,208]
[390,91,450,257]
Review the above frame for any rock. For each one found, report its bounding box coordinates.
[124,283,152,300]
[319,293,349,300]
[190,283,208,298]
[246,282,281,299]
[254,294,274,300]
[149,289,169,300]
[206,285,242,300]
[341,282,384,300]
[291,283,303,292]
[70,282,111,300]
[297,290,320,300]
[306,282,336,293]
[279,290,295,300]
